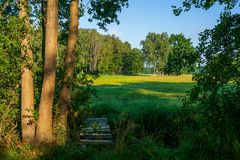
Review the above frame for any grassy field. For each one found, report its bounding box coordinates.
[92,74,195,117]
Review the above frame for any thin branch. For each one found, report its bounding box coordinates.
[83,0,92,10]
[0,0,11,18]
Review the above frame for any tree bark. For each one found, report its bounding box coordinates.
[36,0,58,143]
[55,0,79,143]
[41,0,47,59]
[18,0,36,143]
[89,32,99,71]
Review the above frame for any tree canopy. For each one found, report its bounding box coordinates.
[77,29,144,75]
[194,13,240,86]
[141,32,171,73]
[141,32,197,75]
[173,0,240,16]
[164,34,197,75]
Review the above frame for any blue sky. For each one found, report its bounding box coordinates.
[80,0,236,48]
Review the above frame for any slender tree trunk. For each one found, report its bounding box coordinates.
[36,0,58,143]
[41,0,47,59]
[89,33,99,71]
[18,0,36,143]
[55,0,79,143]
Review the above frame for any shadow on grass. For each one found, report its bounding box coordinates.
[94,81,194,96]
[92,81,195,112]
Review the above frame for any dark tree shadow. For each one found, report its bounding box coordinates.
[92,81,195,108]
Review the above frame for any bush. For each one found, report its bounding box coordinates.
[182,85,240,159]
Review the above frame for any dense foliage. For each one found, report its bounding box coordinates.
[181,13,240,159]
[122,48,144,75]
[0,16,24,143]
[77,29,144,75]
[141,32,171,73]
[88,0,128,30]
[164,34,198,75]
[141,32,198,74]
[195,13,240,86]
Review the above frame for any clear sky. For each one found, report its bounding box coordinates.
[80,0,237,48]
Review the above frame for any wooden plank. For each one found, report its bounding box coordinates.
[85,118,108,122]
[82,126,110,130]
[82,124,109,128]
[80,133,112,136]
[81,128,111,134]
[84,121,108,126]
[80,139,113,144]
[80,135,112,140]
[80,133,112,140]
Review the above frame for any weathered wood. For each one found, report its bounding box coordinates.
[84,121,108,126]
[81,128,111,134]
[79,139,113,144]
[85,118,108,121]
[82,126,110,130]
[80,133,112,140]
[80,117,113,144]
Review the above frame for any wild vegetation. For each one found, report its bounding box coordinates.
[0,0,240,159]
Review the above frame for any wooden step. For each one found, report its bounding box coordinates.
[84,121,108,126]
[80,133,113,140]
[79,139,113,144]
[81,127,111,133]
[85,118,108,121]
[80,117,113,145]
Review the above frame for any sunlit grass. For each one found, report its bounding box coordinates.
[135,88,186,98]
[93,74,193,85]
[92,74,195,115]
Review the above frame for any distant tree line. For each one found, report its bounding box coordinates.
[76,29,198,76]
[141,32,198,75]
[76,29,144,75]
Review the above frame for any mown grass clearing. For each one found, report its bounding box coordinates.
[92,74,195,116]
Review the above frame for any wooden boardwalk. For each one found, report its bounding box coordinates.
[80,118,113,144]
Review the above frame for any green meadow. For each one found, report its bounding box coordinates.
[92,74,195,115]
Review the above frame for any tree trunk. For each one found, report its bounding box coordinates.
[41,0,47,59]
[89,32,99,71]
[18,0,36,143]
[36,0,58,143]
[55,0,79,143]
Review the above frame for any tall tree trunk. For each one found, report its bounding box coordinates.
[55,0,79,143]
[41,0,47,59]
[36,0,59,143]
[18,0,36,143]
